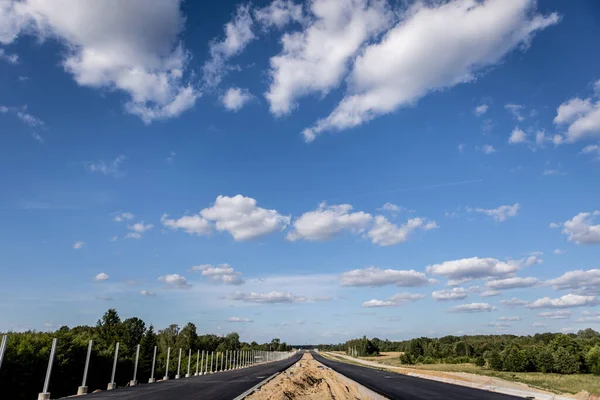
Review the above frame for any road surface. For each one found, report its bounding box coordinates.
[77,352,302,400]
[311,352,522,400]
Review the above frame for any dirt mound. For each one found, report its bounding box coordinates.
[246,353,365,400]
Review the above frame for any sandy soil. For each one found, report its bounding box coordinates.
[246,353,369,400]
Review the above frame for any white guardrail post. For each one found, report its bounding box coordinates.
[149,345,157,383]
[186,349,191,378]
[130,344,140,386]
[78,340,93,394]
[38,338,57,400]
[164,347,171,381]
[176,348,182,379]
[195,349,200,376]
[107,342,119,390]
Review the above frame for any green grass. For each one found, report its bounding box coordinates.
[363,357,600,396]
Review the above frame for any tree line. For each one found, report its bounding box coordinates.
[0,309,291,400]
[318,329,600,375]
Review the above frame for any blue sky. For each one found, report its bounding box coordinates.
[1,0,600,344]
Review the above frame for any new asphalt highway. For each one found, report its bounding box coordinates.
[311,352,522,400]
[78,352,303,400]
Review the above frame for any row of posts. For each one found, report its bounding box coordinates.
[0,335,292,399]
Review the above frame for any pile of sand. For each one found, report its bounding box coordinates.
[246,353,366,400]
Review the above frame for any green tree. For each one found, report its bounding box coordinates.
[485,350,503,370]
[585,345,600,375]
[536,346,555,373]
[121,317,146,357]
[553,347,580,374]
[503,346,525,372]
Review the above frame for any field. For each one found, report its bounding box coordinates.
[329,352,600,397]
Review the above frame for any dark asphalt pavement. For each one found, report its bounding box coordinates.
[78,352,302,400]
[311,352,523,400]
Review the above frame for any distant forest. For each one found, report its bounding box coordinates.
[0,309,291,400]
[318,329,600,375]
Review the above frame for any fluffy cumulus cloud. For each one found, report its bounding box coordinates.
[580,144,600,159]
[230,291,306,304]
[301,0,559,141]
[368,216,438,246]
[470,203,520,222]
[266,0,394,117]
[190,263,245,285]
[125,221,152,239]
[203,4,256,87]
[0,0,199,123]
[362,293,425,308]
[227,316,253,322]
[497,316,522,321]
[505,103,526,121]
[113,212,134,222]
[0,48,18,64]
[73,241,85,249]
[501,297,529,307]
[426,255,540,285]
[546,269,600,296]
[86,155,126,177]
[431,287,474,301]
[447,303,496,313]
[158,274,191,289]
[485,277,539,290]
[200,195,290,241]
[340,266,434,287]
[561,211,600,244]
[161,213,212,235]
[480,145,496,154]
[254,0,304,29]
[222,87,253,111]
[527,294,598,309]
[536,311,571,319]
[508,127,527,144]
[287,202,372,241]
[140,290,155,297]
[94,272,109,281]
[474,104,488,116]
[554,95,600,142]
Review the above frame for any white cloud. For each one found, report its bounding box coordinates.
[480,145,496,154]
[553,249,565,255]
[448,303,496,313]
[480,289,500,297]
[0,0,198,123]
[161,213,213,235]
[508,127,527,144]
[426,255,539,285]
[471,203,520,222]
[527,294,598,309]
[576,316,600,323]
[158,274,191,289]
[86,155,126,177]
[190,263,245,285]
[474,104,488,116]
[340,266,434,287]
[562,211,600,244]
[532,322,547,328]
[432,287,472,301]
[227,316,253,322]
[287,202,372,241]
[549,222,560,229]
[546,269,600,296]
[230,291,306,304]
[203,4,256,87]
[254,0,304,29]
[125,232,142,240]
[362,293,425,308]
[505,103,526,121]
[368,216,438,246]
[302,0,559,141]
[485,277,538,290]
[0,48,18,64]
[379,202,401,213]
[140,290,155,296]
[16,110,44,127]
[94,272,109,281]
[501,297,529,307]
[129,222,153,233]
[18,75,28,81]
[488,322,511,328]
[73,241,85,249]
[201,195,290,241]
[536,311,571,319]
[543,169,559,176]
[497,316,522,321]
[554,96,600,142]
[266,0,393,117]
[580,144,600,159]
[113,212,134,222]
[222,87,252,111]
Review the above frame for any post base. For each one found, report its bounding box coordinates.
[185,373,191,378]
[38,393,51,400]
[194,372,198,376]
[148,378,156,383]
[107,382,117,390]
[129,380,138,386]
[175,374,181,379]
[77,386,88,395]
[163,376,169,381]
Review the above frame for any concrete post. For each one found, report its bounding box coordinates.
[164,347,171,381]
[107,342,119,390]
[38,338,57,400]
[195,350,200,376]
[149,346,157,383]
[130,344,140,386]
[220,351,224,372]
[226,350,229,370]
[186,349,191,378]
[201,350,205,375]
[77,340,93,395]
[0,336,8,375]
[204,350,209,375]
[210,351,214,373]
[176,348,182,379]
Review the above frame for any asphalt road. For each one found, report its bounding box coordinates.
[78,352,302,400]
[311,352,522,400]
